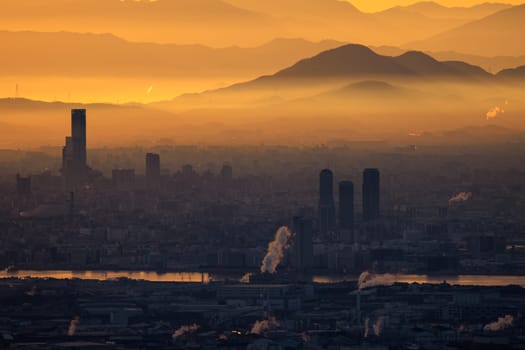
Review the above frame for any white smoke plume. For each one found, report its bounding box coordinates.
[240,273,252,283]
[68,317,80,336]
[364,318,370,338]
[301,332,311,343]
[373,317,385,336]
[408,131,423,137]
[486,106,505,120]
[358,271,396,290]
[250,317,280,335]
[483,315,514,332]
[449,192,472,205]
[172,324,200,340]
[260,226,293,274]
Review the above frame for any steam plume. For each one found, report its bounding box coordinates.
[373,317,385,336]
[449,192,472,204]
[358,271,396,290]
[408,131,423,137]
[250,317,280,334]
[173,324,200,340]
[260,226,293,274]
[483,315,514,332]
[486,106,504,120]
[240,273,252,283]
[68,317,80,336]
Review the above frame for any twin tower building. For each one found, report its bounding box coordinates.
[319,168,380,235]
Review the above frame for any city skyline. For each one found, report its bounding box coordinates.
[1,1,524,348]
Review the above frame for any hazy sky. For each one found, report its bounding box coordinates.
[350,0,523,12]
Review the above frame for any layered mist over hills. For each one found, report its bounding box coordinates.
[1,0,524,148]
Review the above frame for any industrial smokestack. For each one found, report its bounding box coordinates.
[356,289,361,326]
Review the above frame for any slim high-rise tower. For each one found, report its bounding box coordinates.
[293,216,313,271]
[339,181,354,240]
[319,169,336,234]
[71,109,87,168]
[145,153,161,186]
[363,168,380,222]
[62,109,88,189]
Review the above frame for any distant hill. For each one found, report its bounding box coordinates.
[0,0,513,47]
[409,4,525,56]
[0,0,271,46]
[371,45,525,74]
[153,44,494,112]
[0,31,343,79]
[265,44,490,79]
[393,2,512,20]
[497,66,525,79]
[317,80,422,100]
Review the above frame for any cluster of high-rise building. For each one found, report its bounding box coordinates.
[317,168,380,235]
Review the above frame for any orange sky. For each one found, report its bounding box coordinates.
[350,0,523,12]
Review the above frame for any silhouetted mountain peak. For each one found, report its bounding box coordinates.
[272,44,489,79]
[396,50,438,62]
[276,44,413,78]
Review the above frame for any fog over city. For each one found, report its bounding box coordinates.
[1,0,525,349]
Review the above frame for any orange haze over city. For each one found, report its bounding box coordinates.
[1,0,525,148]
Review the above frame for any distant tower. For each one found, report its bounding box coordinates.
[145,153,161,186]
[220,164,233,181]
[319,169,336,234]
[339,181,354,242]
[71,109,87,167]
[363,169,380,222]
[293,216,314,271]
[62,109,88,190]
[16,174,31,196]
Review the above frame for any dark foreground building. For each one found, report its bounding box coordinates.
[363,168,380,221]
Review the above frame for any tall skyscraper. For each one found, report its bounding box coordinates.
[62,109,88,189]
[319,169,336,234]
[145,153,161,186]
[339,181,354,241]
[293,216,313,271]
[71,109,87,167]
[363,168,380,222]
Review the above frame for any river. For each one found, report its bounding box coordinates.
[1,269,524,287]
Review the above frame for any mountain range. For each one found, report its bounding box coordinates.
[145,43,524,134]
[0,31,343,79]
[0,0,518,47]
[409,4,525,56]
